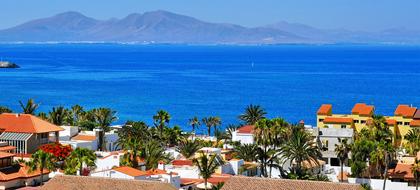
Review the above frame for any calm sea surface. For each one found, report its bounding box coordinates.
[0,44,419,133]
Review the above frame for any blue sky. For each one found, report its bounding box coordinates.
[0,0,419,31]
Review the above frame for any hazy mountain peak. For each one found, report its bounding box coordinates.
[54,11,87,19]
[0,10,419,44]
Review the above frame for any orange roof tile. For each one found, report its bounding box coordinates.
[410,120,420,127]
[113,166,147,177]
[180,175,231,185]
[317,104,332,115]
[172,159,193,166]
[395,105,417,118]
[0,163,49,182]
[222,176,362,190]
[0,145,16,152]
[146,169,168,176]
[323,117,353,124]
[0,152,15,159]
[0,113,64,133]
[386,119,396,126]
[71,135,96,141]
[388,163,414,180]
[237,125,254,134]
[351,103,374,116]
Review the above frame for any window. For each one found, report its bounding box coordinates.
[404,122,410,126]
[397,121,403,125]
[319,119,324,122]
[361,120,366,124]
[354,120,360,123]
[341,125,347,129]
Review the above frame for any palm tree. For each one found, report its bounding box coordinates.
[233,143,259,162]
[19,98,39,115]
[210,117,222,135]
[66,147,96,176]
[189,116,201,135]
[27,150,56,185]
[226,124,240,142]
[202,117,213,136]
[93,108,117,151]
[193,153,225,190]
[71,104,84,125]
[0,106,12,114]
[335,138,351,182]
[141,140,172,170]
[163,125,184,146]
[37,112,48,120]
[48,106,67,125]
[253,118,274,177]
[117,121,150,168]
[279,126,322,177]
[176,139,202,159]
[412,159,420,190]
[239,104,267,125]
[153,110,171,139]
[405,129,420,154]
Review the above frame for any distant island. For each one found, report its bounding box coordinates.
[0,61,19,68]
[0,10,419,44]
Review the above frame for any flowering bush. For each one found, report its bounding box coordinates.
[39,143,73,161]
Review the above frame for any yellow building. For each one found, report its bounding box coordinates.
[386,104,420,145]
[316,103,420,146]
[316,103,374,132]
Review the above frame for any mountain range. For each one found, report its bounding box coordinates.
[0,10,419,44]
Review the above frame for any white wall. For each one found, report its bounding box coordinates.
[229,159,244,175]
[58,126,79,141]
[165,165,200,179]
[94,152,122,172]
[60,140,94,150]
[232,132,254,144]
[348,178,417,190]
[91,170,146,180]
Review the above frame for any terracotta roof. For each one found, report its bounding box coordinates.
[221,176,362,190]
[181,175,231,185]
[146,169,172,176]
[113,166,147,177]
[0,151,15,159]
[395,105,417,118]
[410,120,420,127]
[71,134,96,141]
[0,145,16,152]
[0,163,49,182]
[388,163,414,180]
[386,119,396,126]
[237,125,254,134]
[41,175,177,190]
[172,159,193,166]
[351,103,374,116]
[0,113,64,133]
[323,117,353,124]
[317,104,332,115]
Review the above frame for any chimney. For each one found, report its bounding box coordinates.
[15,113,20,117]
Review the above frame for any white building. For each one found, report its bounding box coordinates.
[231,125,254,144]
[91,166,147,180]
[309,127,353,166]
[94,151,125,172]
[59,128,119,151]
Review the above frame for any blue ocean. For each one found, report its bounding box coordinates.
[1,44,419,133]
